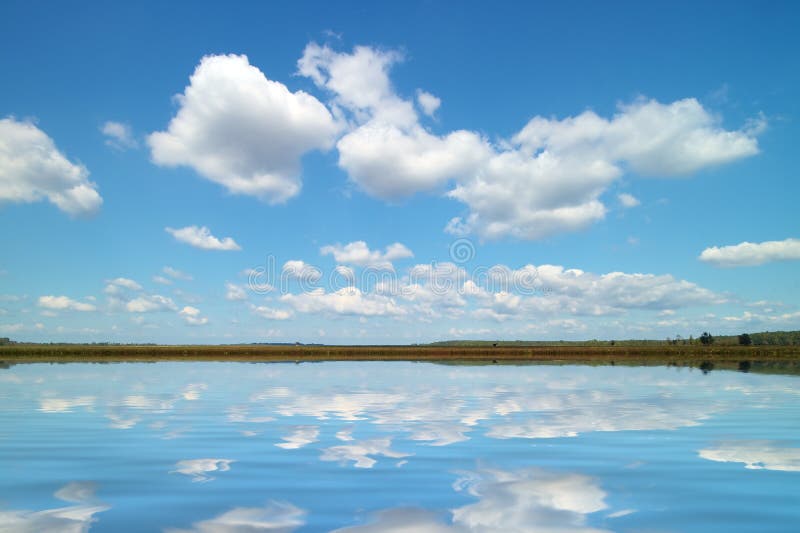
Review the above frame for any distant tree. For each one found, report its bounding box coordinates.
[738,333,752,346]
[699,332,714,345]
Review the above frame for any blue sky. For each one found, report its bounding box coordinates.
[1,0,799,344]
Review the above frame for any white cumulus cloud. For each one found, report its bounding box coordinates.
[249,304,293,321]
[0,117,102,216]
[320,240,413,268]
[451,98,760,240]
[179,306,208,326]
[338,122,489,199]
[166,225,241,251]
[298,43,415,127]
[299,42,490,199]
[104,277,143,295]
[149,54,339,204]
[699,238,800,267]
[126,294,177,313]
[282,260,322,282]
[298,44,762,240]
[281,287,406,317]
[38,295,96,312]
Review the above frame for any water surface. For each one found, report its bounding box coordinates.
[0,362,798,532]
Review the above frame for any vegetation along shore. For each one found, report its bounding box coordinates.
[2,331,799,375]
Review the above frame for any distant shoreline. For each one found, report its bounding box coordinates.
[2,345,799,374]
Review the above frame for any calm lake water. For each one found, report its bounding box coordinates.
[0,362,798,532]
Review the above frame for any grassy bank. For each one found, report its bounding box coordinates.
[2,344,799,373]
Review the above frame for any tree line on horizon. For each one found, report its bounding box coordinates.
[2,330,800,347]
[429,330,800,347]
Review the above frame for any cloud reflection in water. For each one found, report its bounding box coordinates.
[0,482,108,533]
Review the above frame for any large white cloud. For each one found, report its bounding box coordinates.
[699,238,800,267]
[166,225,241,251]
[447,151,614,240]
[511,98,762,176]
[298,44,762,240]
[451,98,761,240]
[149,54,339,204]
[384,261,720,323]
[530,265,722,313]
[338,124,490,198]
[298,43,490,199]
[267,257,722,329]
[298,43,415,127]
[0,117,102,216]
[457,263,721,321]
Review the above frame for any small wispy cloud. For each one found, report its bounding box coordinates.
[618,193,640,208]
[166,225,241,251]
[101,121,138,150]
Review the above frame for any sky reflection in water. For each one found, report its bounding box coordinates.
[0,362,798,532]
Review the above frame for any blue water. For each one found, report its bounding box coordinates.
[0,362,798,532]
